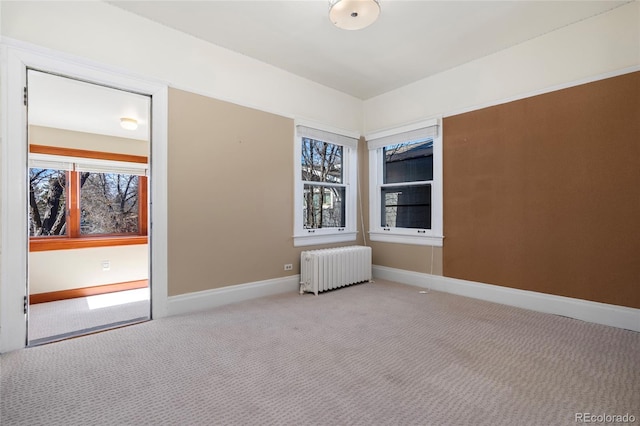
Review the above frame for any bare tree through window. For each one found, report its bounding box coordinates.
[80,172,139,235]
[29,168,141,237]
[29,168,67,236]
[301,138,345,229]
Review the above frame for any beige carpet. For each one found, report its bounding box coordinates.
[1,280,638,425]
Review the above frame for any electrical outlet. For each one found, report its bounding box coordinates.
[284,264,293,271]
[102,260,110,271]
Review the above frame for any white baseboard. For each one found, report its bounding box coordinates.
[373,265,640,332]
[167,275,300,317]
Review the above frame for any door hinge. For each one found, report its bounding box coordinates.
[23,86,28,107]
[24,296,28,314]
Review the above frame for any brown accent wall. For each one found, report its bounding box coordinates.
[167,88,363,296]
[443,72,640,308]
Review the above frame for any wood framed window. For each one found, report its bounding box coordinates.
[28,145,148,251]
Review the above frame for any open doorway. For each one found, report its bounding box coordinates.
[26,70,151,345]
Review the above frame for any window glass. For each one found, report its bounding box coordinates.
[383,140,433,184]
[301,138,346,229]
[303,185,345,229]
[80,172,139,235]
[29,168,68,236]
[381,185,431,229]
[380,139,433,230]
[301,138,343,184]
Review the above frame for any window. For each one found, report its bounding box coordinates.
[80,172,141,235]
[28,145,148,251]
[29,168,68,236]
[367,118,443,246]
[294,124,358,246]
[302,138,345,229]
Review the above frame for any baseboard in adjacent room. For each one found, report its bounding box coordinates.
[30,279,149,304]
[372,265,640,332]
[167,275,301,317]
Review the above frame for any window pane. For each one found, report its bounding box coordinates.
[29,168,67,236]
[303,184,345,229]
[80,172,139,235]
[383,140,433,184]
[301,138,343,184]
[381,184,431,229]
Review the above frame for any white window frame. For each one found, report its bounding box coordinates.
[294,121,358,247]
[367,117,443,247]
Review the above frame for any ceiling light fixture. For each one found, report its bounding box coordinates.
[329,0,380,31]
[120,117,138,130]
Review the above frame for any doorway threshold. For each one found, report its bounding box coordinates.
[28,317,149,347]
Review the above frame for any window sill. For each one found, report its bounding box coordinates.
[29,235,148,252]
[293,231,357,247]
[369,231,443,247]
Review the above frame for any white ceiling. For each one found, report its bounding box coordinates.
[28,70,150,141]
[108,0,628,100]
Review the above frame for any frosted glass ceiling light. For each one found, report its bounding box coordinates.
[120,117,138,130]
[329,0,380,30]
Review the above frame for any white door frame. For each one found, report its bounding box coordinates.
[0,41,168,353]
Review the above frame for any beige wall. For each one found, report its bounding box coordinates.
[370,243,443,275]
[167,88,364,297]
[29,125,148,156]
[29,244,148,294]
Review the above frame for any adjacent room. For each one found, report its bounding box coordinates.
[27,70,151,345]
[1,1,638,425]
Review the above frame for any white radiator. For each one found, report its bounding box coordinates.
[299,246,372,295]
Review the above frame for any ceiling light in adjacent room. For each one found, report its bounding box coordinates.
[120,117,138,130]
[329,0,380,30]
